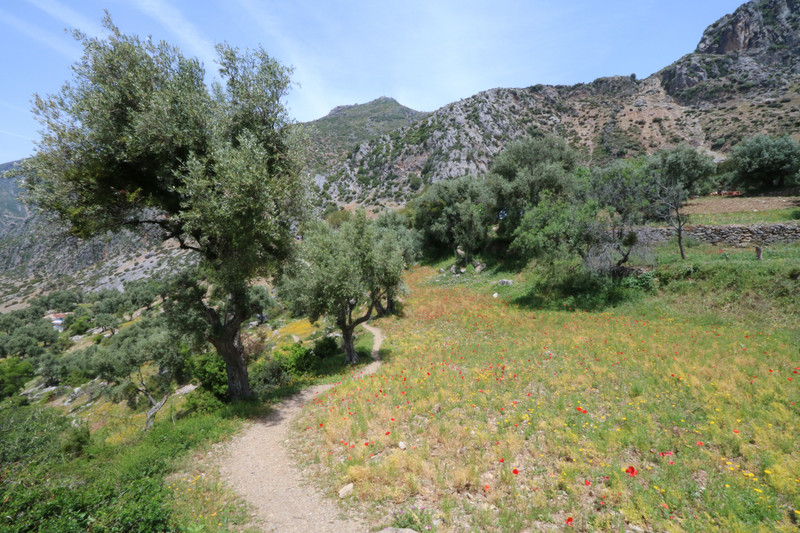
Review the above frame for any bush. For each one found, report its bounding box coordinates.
[186,352,228,398]
[60,424,91,456]
[312,336,339,359]
[249,358,291,398]
[731,134,800,191]
[0,401,68,469]
[620,271,658,293]
[272,343,315,375]
[182,387,225,414]
[68,315,92,336]
[0,357,34,399]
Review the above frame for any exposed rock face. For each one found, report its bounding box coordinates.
[662,0,800,96]
[696,0,800,60]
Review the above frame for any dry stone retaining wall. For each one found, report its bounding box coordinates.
[637,223,800,247]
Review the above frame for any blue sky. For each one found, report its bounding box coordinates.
[1,0,747,163]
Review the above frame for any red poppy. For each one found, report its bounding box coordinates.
[585,480,591,486]
[499,458,504,463]
[566,517,574,526]
[626,466,638,477]
[512,468,519,475]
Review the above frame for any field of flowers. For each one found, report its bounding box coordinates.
[293,264,799,532]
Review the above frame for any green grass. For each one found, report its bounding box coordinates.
[4,233,798,532]
[0,398,262,532]
[687,208,800,225]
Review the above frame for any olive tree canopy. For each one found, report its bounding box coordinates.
[280,212,405,364]
[16,15,307,400]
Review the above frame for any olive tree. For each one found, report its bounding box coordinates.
[15,17,306,400]
[412,175,493,262]
[731,134,800,191]
[511,191,606,267]
[647,146,715,260]
[94,319,185,429]
[280,212,404,364]
[487,135,581,238]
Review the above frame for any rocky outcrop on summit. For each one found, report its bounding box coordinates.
[696,0,800,60]
[661,0,800,98]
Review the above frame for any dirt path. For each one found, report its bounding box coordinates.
[217,325,384,532]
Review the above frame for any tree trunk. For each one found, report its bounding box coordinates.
[385,296,396,315]
[144,393,169,431]
[676,225,686,260]
[202,286,254,402]
[210,330,254,401]
[338,300,374,365]
[374,298,387,318]
[342,326,358,364]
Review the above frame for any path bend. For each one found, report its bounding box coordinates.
[216,324,384,532]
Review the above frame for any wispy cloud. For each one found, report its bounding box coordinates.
[0,100,30,114]
[0,8,81,60]
[228,0,334,120]
[26,0,106,37]
[132,0,218,69]
[0,129,35,141]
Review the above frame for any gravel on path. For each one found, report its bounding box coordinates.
[216,324,384,532]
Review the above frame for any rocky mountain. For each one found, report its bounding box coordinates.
[0,162,28,235]
[0,169,191,310]
[316,0,800,207]
[662,0,800,100]
[2,0,799,306]
[301,96,429,173]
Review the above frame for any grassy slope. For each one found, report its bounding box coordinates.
[292,244,800,532]
[0,314,378,533]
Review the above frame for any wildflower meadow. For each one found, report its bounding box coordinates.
[293,262,799,532]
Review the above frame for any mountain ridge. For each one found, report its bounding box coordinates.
[2,0,799,305]
[312,0,800,207]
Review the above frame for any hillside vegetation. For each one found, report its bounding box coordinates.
[302,96,429,173]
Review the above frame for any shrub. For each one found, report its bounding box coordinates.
[186,352,228,398]
[0,401,68,468]
[312,336,339,359]
[731,134,800,191]
[272,343,315,375]
[620,270,658,293]
[183,387,225,414]
[68,315,92,336]
[60,424,91,456]
[249,358,291,398]
[0,357,34,399]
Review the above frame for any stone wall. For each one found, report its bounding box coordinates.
[637,223,800,247]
